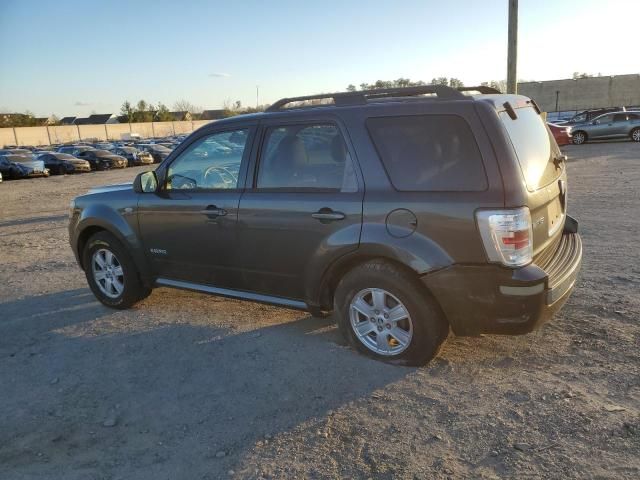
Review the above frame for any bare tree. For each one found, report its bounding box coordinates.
[173,99,203,115]
[480,80,507,93]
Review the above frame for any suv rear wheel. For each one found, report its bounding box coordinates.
[82,231,151,309]
[631,128,640,142]
[334,260,449,366]
[572,131,587,145]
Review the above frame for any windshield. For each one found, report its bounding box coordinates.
[499,106,562,191]
[569,113,587,123]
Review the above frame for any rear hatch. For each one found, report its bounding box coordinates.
[498,104,567,264]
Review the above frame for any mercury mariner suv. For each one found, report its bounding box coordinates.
[69,85,582,366]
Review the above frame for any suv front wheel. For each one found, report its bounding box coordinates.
[82,231,151,309]
[335,260,449,366]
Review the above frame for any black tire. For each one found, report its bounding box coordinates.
[82,231,151,309]
[58,165,66,175]
[572,131,587,145]
[334,260,449,366]
[631,128,640,143]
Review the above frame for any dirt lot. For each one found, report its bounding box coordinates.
[1,142,638,479]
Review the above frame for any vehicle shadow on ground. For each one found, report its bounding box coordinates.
[0,285,586,479]
[0,288,419,479]
[0,214,69,229]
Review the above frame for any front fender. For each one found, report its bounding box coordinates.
[71,204,151,280]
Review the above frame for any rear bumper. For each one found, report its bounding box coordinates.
[423,217,582,336]
[556,135,572,146]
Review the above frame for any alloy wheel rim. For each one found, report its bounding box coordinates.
[349,288,413,356]
[91,248,124,298]
[574,133,584,144]
[633,130,640,141]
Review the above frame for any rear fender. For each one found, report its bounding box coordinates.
[309,223,453,308]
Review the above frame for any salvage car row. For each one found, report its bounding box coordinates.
[0,137,183,181]
[548,107,640,145]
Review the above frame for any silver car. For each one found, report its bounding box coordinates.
[572,111,640,144]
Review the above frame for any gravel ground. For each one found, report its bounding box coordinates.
[0,142,638,479]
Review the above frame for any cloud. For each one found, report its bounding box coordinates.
[74,101,91,106]
[208,72,231,78]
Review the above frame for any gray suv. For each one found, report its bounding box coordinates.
[571,111,640,144]
[69,85,582,366]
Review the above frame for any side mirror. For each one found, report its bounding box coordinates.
[133,170,158,193]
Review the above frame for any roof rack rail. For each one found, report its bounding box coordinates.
[266,85,467,112]
[457,85,503,94]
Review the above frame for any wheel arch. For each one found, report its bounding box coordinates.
[313,249,448,316]
[76,225,108,269]
[73,208,152,282]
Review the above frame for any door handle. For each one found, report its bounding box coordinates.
[312,208,345,222]
[200,205,227,218]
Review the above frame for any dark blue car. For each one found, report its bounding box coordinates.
[0,154,50,179]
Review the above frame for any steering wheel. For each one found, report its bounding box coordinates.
[203,166,235,188]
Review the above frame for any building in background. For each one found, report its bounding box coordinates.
[74,114,119,125]
[167,111,192,121]
[199,109,226,120]
[518,74,640,113]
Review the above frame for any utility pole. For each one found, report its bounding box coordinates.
[507,0,518,94]
[555,90,560,112]
[256,85,259,108]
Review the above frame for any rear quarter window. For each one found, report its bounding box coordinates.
[499,106,561,191]
[366,115,487,192]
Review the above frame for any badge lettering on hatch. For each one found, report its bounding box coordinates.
[533,216,545,228]
[150,248,168,255]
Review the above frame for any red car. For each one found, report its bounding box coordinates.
[547,122,572,146]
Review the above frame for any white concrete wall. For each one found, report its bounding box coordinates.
[14,127,50,146]
[519,74,640,112]
[105,124,131,140]
[78,125,108,141]
[0,120,214,146]
[153,121,175,137]
[0,128,17,147]
[49,126,80,144]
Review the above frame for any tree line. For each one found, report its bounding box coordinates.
[347,77,465,91]
[6,74,598,128]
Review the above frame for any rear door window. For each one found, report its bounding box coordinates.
[499,106,561,191]
[595,114,613,124]
[256,123,357,192]
[613,114,628,123]
[366,115,487,191]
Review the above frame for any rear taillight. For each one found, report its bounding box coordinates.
[476,207,533,267]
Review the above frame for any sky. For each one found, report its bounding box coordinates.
[0,0,635,117]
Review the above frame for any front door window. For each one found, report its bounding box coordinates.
[167,129,249,190]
